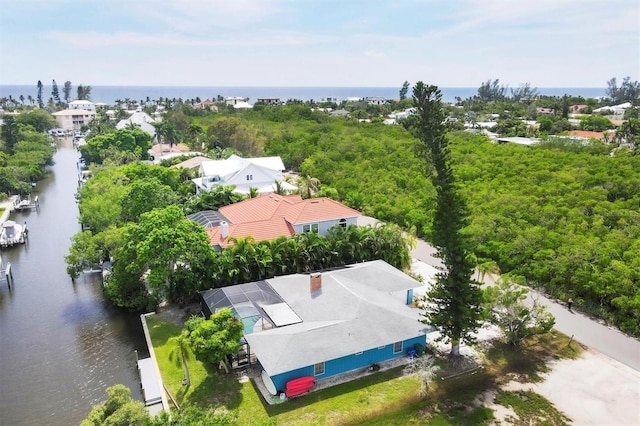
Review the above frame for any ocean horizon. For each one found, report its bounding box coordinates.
[0,85,607,106]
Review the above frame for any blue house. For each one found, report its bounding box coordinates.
[199,260,427,395]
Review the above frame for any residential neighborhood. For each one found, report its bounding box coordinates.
[1,76,639,425]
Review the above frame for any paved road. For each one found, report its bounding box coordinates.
[410,237,640,372]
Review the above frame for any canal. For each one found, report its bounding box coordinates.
[0,139,147,425]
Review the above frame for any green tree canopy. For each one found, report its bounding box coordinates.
[106,205,214,310]
[80,384,149,426]
[183,308,244,366]
[483,276,555,346]
[15,108,56,132]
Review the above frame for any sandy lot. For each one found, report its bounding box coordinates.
[411,259,640,425]
[508,350,640,425]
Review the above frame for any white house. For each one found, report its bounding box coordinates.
[593,102,632,115]
[225,97,253,109]
[365,96,387,105]
[68,100,96,112]
[52,109,96,131]
[115,111,157,137]
[192,154,297,195]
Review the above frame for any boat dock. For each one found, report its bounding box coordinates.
[138,313,169,416]
[0,255,14,287]
[12,195,39,212]
[137,357,163,407]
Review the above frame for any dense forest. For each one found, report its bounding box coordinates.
[183,108,639,336]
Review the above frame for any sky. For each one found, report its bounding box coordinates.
[0,0,638,88]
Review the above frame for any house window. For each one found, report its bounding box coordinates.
[393,341,403,354]
[246,174,253,181]
[339,218,347,229]
[314,362,325,376]
[303,223,319,233]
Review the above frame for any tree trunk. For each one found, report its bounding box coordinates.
[181,350,190,386]
[449,339,461,357]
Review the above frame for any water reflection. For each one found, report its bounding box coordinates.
[0,141,147,425]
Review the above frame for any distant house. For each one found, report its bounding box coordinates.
[495,136,540,146]
[199,260,427,395]
[191,154,296,196]
[52,109,96,131]
[565,130,615,142]
[116,110,157,137]
[569,104,588,114]
[330,109,350,117]
[225,97,252,109]
[190,194,361,249]
[319,97,339,103]
[256,98,281,106]
[536,107,555,115]
[364,96,387,105]
[593,102,632,115]
[171,156,213,170]
[147,143,193,163]
[68,100,96,112]
[193,99,218,111]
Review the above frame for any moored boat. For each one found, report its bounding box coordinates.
[0,220,28,248]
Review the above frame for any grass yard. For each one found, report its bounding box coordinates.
[146,314,580,425]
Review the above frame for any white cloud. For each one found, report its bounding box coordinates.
[125,0,285,34]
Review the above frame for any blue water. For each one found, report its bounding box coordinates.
[0,85,606,105]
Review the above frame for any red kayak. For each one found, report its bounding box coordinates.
[285,376,315,397]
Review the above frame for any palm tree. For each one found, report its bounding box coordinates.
[168,333,191,386]
[297,175,321,199]
[185,124,204,150]
[476,260,500,283]
[274,180,286,195]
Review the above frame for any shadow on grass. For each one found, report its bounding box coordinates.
[484,332,581,384]
[145,315,180,346]
[178,361,244,411]
[260,367,409,416]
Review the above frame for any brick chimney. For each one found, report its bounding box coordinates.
[310,273,322,293]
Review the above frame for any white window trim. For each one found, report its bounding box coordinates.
[314,362,325,376]
[393,341,403,354]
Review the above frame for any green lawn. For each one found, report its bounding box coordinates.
[146,315,580,425]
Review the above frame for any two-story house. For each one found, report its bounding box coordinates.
[188,194,361,250]
[191,155,296,196]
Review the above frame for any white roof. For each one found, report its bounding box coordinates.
[201,154,285,176]
[116,111,157,136]
[244,260,426,376]
[52,109,94,116]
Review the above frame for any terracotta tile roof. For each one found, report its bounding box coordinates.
[283,197,362,225]
[220,194,303,223]
[149,143,191,155]
[206,195,361,247]
[567,130,614,140]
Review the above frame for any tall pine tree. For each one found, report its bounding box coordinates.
[51,80,61,106]
[412,82,483,357]
[36,80,44,109]
[63,81,72,104]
